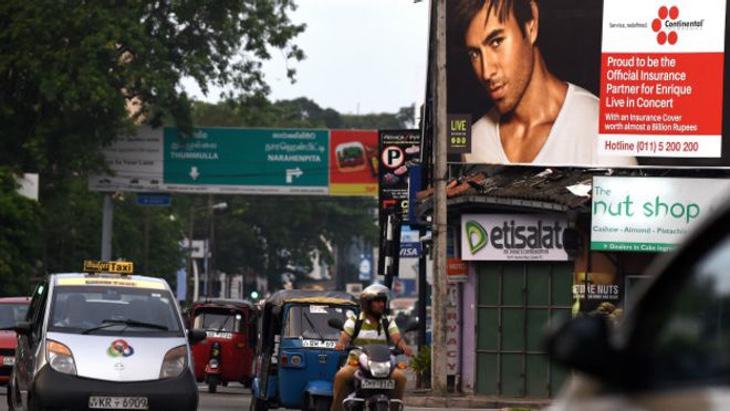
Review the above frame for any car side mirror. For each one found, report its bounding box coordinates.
[187,329,207,345]
[544,315,622,383]
[14,321,32,336]
[328,318,344,331]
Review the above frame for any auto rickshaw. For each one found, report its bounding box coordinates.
[250,290,359,411]
[189,299,257,393]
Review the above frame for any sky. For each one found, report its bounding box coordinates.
[182,0,430,115]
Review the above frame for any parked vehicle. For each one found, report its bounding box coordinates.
[0,297,30,385]
[188,299,257,392]
[250,290,359,411]
[546,200,730,410]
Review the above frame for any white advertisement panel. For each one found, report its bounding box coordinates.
[599,0,727,158]
[88,126,164,192]
[461,215,570,261]
[591,176,730,252]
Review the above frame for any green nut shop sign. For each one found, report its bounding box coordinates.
[591,176,730,252]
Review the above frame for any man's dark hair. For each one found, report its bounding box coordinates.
[453,0,536,38]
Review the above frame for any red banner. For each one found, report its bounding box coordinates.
[329,130,378,196]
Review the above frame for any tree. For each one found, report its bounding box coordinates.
[211,196,377,289]
[0,0,305,277]
[192,97,416,130]
[0,169,42,296]
[0,0,304,179]
[40,178,185,284]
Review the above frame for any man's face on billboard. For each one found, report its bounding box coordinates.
[465,2,536,115]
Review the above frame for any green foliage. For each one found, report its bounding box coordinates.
[0,0,304,179]
[0,169,42,296]
[179,195,377,289]
[410,345,432,383]
[112,195,185,284]
[192,97,416,129]
[41,179,185,284]
[0,0,305,289]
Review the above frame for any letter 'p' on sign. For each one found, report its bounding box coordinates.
[382,146,405,169]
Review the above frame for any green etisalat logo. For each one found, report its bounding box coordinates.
[465,221,488,254]
[465,219,566,253]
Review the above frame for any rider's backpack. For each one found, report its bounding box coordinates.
[350,316,392,345]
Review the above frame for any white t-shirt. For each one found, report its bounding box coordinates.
[463,83,637,166]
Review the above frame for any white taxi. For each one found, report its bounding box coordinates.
[7,261,206,411]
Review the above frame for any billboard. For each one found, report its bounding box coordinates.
[591,176,730,252]
[90,127,381,197]
[378,129,421,223]
[329,130,379,196]
[164,128,330,195]
[88,126,165,192]
[461,214,570,261]
[446,0,729,167]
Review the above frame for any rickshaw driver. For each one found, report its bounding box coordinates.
[331,284,413,411]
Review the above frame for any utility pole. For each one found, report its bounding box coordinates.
[431,0,449,395]
[207,194,215,298]
[101,194,113,260]
[143,207,150,273]
[186,200,195,303]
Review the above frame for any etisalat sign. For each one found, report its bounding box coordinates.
[461,215,570,261]
[591,176,730,252]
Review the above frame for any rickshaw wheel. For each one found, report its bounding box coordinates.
[208,375,219,393]
[373,403,389,411]
[250,398,269,411]
[311,395,331,411]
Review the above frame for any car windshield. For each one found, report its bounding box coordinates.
[192,310,242,332]
[48,286,182,337]
[283,304,355,340]
[0,303,28,328]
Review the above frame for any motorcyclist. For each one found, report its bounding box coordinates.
[331,284,413,411]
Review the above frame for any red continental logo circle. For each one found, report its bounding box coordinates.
[652,5,679,45]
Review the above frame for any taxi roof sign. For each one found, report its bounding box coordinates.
[82,260,134,275]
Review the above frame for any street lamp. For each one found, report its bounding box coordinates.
[186,199,228,302]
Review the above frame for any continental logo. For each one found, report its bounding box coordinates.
[652,5,705,45]
[465,220,565,253]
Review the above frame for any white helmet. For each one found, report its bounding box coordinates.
[360,284,390,314]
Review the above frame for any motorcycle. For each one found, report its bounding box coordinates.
[328,318,406,411]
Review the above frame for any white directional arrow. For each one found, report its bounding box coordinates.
[189,166,200,181]
[285,167,303,184]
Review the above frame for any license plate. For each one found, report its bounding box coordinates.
[88,396,148,410]
[2,356,14,366]
[302,340,336,349]
[361,379,395,390]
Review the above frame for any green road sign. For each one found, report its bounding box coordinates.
[163,128,329,194]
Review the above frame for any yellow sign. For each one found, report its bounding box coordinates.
[57,277,165,290]
[82,260,134,274]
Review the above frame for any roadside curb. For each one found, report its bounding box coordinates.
[405,394,549,410]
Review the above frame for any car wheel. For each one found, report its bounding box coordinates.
[7,375,21,411]
[28,394,42,411]
[6,380,12,409]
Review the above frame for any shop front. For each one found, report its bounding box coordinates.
[420,168,730,399]
[459,213,574,397]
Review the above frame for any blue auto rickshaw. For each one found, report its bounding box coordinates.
[250,290,359,411]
